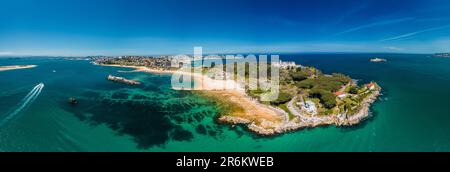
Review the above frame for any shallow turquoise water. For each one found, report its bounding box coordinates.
[1,54,450,152]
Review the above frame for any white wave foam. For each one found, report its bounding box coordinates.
[0,83,44,126]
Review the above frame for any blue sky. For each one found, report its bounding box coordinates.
[1,0,450,56]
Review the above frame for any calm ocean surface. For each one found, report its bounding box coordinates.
[1,54,450,152]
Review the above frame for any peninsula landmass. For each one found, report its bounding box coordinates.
[434,53,450,58]
[93,56,381,135]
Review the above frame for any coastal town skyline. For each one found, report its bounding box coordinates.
[2,0,450,56]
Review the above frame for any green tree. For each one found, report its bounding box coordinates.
[291,71,309,81]
[349,86,358,94]
[309,88,337,109]
[271,92,293,105]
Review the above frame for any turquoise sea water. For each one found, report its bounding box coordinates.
[1,54,450,152]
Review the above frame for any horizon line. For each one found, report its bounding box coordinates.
[0,51,435,58]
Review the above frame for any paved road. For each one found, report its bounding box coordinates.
[287,96,303,117]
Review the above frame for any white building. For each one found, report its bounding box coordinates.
[272,60,299,69]
[298,100,318,116]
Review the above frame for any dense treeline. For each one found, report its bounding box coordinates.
[295,73,351,92]
[309,88,337,109]
[294,73,351,109]
[270,92,293,106]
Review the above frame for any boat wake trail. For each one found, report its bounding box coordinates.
[0,83,44,126]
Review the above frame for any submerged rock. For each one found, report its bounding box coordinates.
[68,97,78,104]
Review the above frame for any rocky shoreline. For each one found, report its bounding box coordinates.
[218,89,381,136]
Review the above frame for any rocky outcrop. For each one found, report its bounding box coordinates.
[345,89,380,125]
[107,75,141,85]
[218,116,250,124]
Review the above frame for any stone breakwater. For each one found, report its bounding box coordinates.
[107,75,141,85]
[219,89,381,136]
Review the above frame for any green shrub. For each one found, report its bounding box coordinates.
[309,88,337,109]
[271,92,293,105]
[349,86,358,94]
[290,71,309,81]
[296,73,351,92]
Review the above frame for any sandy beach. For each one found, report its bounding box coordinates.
[97,63,286,128]
[0,65,37,72]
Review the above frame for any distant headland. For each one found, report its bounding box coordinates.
[0,65,37,72]
[93,56,381,135]
[434,53,450,58]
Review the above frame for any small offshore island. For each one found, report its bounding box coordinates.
[0,65,37,72]
[93,56,381,135]
[370,58,387,62]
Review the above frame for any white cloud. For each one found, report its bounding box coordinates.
[384,46,404,51]
[336,18,414,35]
[431,39,450,53]
[0,51,14,56]
[380,24,450,42]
